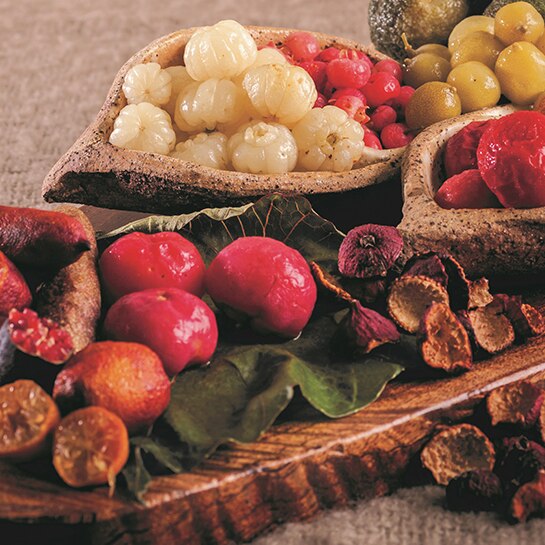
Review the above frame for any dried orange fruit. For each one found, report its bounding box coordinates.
[53,406,129,489]
[0,380,60,462]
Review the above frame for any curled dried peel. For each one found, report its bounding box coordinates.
[467,278,494,310]
[487,381,544,428]
[310,261,354,304]
[402,253,448,287]
[420,423,495,486]
[387,275,449,333]
[495,294,545,339]
[467,299,515,354]
[511,471,545,523]
[418,302,472,374]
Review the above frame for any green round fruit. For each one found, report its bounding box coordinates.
[494,1,545,44]
[448,15,496,51]
[450,31,504,68]
[403,53,452,87]
[405,82,463,129]
[484,0,545,18]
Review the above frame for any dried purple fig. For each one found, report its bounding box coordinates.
[510,470,545,523]
[338,224,403,279]
[421,424,495,486]
[487,381,544,428]
[495,294,545,339]
[402,253,449,287]
[496,436,545,489]
[339,301,400,354]
[468,278,494,310]
[466,298,515,354]
[310,261,354,304]
[387,275,450,333]
[418,302,472,374]
[446,470,503,512]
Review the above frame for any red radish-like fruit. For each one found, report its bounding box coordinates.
[103,288,218,377]
[99,232,205,301]
[326,57,372,89]
[205,237,317,338]
[362,72,401,108]
[435,170,502,210]
[374,59,403,82]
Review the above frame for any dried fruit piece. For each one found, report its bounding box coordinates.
[402,253,448,287]
[496,436,545,489]
[487,381,544,428]
[338,224,404,279]
[440,254,470,311]
[468,278,494,310]
[339,301,400,354]
[446,470,503,512]
[53,406,129,489]
[421,424,495,486]
[418,302,472,374]
[310,261,354,304]
[8,309,74,365]
[510,471,545,523]
[466,299,515,354]
[0,206,91,269]
[538,403,545,444]
[0,380,60,462]
[495,294,545,339]
[0,251,31,320]
[53,341,171,432]
[387,275,450,333]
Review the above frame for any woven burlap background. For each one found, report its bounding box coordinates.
[3,0,545,542]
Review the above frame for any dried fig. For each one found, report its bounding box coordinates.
[418,302,472,374]
[420,424,495,486]
[387,275,449,333]
[487,381,544,428]
[338,224,403,279]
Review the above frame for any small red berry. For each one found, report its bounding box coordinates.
[314,92,327,108]
[363,128,383,150]
[330,88,366,103]
[362,72,401,108]
[373,59,403,82]
[284,32,321,62]
[339,49,373,70]
[386,86,416,115]
[329,95,369,123]
[299,60,327,91]
[380,123,414,149]
[370,105,398,132]
[326,58,372,89]
[316,46,340,63]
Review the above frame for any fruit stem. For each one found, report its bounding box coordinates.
[401,33,416,58]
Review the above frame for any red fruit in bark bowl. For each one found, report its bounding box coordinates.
[104,288,218,376]
[205,237,317,338]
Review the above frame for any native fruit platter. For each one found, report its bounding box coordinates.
[7,2,545,543]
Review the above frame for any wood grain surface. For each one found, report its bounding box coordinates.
[1,207,545,545]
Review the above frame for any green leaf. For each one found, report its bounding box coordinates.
[122,447,151,502]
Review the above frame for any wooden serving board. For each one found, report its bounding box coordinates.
[2,206,545,545]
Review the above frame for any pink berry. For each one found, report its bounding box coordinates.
[369,105,398,132]
[330,88,366,103]
[316,47,340,62]
[363,128,383,150]
[299,60,327,91]
[386,86,416,115]
[329,95,369,123]
[373,59,403,82]
[380,123,414,149]
[285,32,321,62]
[314,93,328,108]
[326,58,372,89]
[362,73,401,108]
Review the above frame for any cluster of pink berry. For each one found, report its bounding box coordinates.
[273,31,417,150]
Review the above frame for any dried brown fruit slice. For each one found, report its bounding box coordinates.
[402,252,449,287]
[0,380,60,462]
[418,303,472,374]
[420,424,495,486]
[495,294,545,339]
[538,403,545,445]
[310,261,354,304]
[466,299,515,354]
[446,470,503,512]
[53,406,129,490]
[467,278,494,310]
[510,470,545,523]
[487,381,544,428]
[387,275,449,333]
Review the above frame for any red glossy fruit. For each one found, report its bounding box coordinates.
[386,85,415,115]
[314,92,328,108]
[103,288,218,376]
[444,120,492,178]
[370,105,397,131]
[380,123,414,149]
[362,72,401,108]
[99,232,205,301]
[316,46,340,63]
[299,60,327,90]
[363,128,383,149]
[284,32,321,62]
[326,58,372,89]
[374,59,403,82]
[435,170,502,210]
[205,237,317,338]
[0,251,31,320]
[329,94,369,123]
[478,111,545,208]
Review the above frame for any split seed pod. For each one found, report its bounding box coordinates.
[420,423,495,486]
[487,381,544,428]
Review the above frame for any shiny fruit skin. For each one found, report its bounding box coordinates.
[403,53,451,88]
[362,72,401,108]
[99,232,205,301]
[450,31,503,69]
[370,105,398,131]
[284,32,321,62]
[495,41,545,105]
[52,406,129,488]
[443,120,494,178]
[326,58,372,89]
[205,237,317,338]
[0,251,31,320]
[374,59,403,82]
[413,44,452,60]
[447,61,501,113]
[477,111,545,208]
[386,85,416,115]
[53,341,171,432]
[449,16,495,52]
[0,380,60,462]
[380,123,414,148]
[494,2,545,45]
[435,169,502,209]
[405,82,462,129]
[103,289,218,377]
